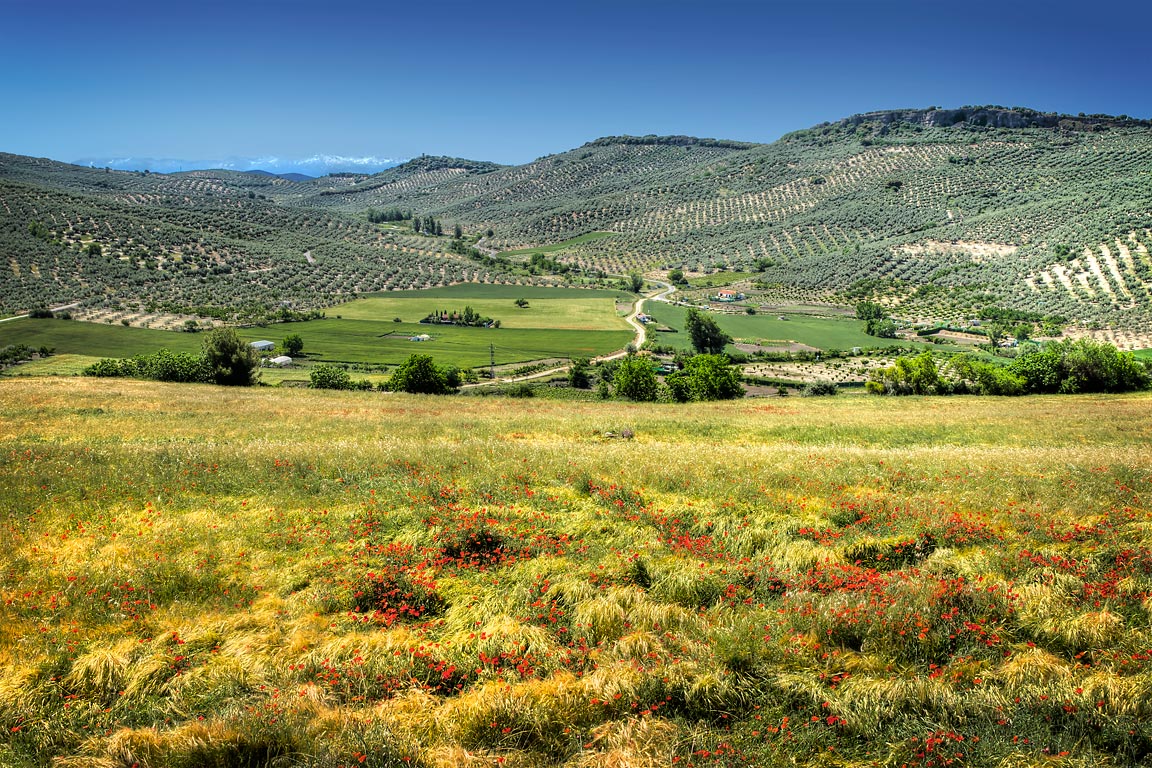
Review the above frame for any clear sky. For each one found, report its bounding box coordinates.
[3,0,1150,167]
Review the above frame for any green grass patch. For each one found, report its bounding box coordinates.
[263,320,629,367]
[686,271,757,288]
[0,353,103,377]
[645,302,910,352]
[2,288,637,369]
[0,317,204,357]
[1,316,629,369]
[496,231,615,257]
[335,285,631,331]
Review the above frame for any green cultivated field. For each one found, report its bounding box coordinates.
[240,319,628,367]
[686,270,757,288]
[1,286,634,370]
[496,231,616,257]
[337,284,632,331]
[0,318,203,357]
[645,301,910,351]
[1,353,103,377]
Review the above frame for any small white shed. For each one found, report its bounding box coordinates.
[250,340,275,352]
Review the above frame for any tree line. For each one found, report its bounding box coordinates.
[866,339,1150,396]
[84,328,262,385]
[365,207,412,223]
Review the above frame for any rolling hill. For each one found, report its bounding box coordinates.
[3,106,1152,334]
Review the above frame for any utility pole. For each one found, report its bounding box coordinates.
[490,343,496,381]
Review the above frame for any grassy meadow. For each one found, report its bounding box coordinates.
[685,271,758,289]
[496,232,616,258]
[646,302,909,352]
[333,286,632,332]
[0,318,205,358]
[0,285,635,370]
[3,378,1152,767]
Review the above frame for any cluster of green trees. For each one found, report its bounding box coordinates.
[0,344,53,367]
[665,354,743,401]
[980,339,1148,394]
[567,357,591,388]
[610,356,660,401]
[27,221,51,242]
[365,207,412,223]
[584,308,745,403]
[388,354,459,394]
[606,351,743,403]
[309,355,462,394]
[419,306,498,327]
[527,252,570,275]
[856,301,897,338]
[866,339,1150,396]
[412,216,444,236]
[84,349,214,383]
[281,334,304,356]
[617,273,645,293]
[83,329,261,386]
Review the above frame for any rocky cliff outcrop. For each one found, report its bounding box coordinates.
[840,106,1149,132]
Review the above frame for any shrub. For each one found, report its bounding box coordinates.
[508,383,535,398]
[867,352,943,395]
[203,328,259,386]
[568,357,592,389]
[84,350,211,383]
[83,358,133,377]
[1010,338,1150,393]
[800,381,839,396]
[310,364,351,390]
[136,349,213,383]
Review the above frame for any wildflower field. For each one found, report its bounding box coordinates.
[3,378,1152,768]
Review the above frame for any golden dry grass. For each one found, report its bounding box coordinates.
[2,378,1152,767]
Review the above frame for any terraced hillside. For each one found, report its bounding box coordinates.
[297,109,1152,330]
[0,155,526,319]
[4,106,1152,331]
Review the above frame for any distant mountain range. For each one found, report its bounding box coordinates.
[240,169,316,182]
[71,154,404,177]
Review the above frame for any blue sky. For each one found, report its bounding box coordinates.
[3,0,1150,168]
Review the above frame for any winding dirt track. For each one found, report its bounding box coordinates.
[465,279,676,387]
